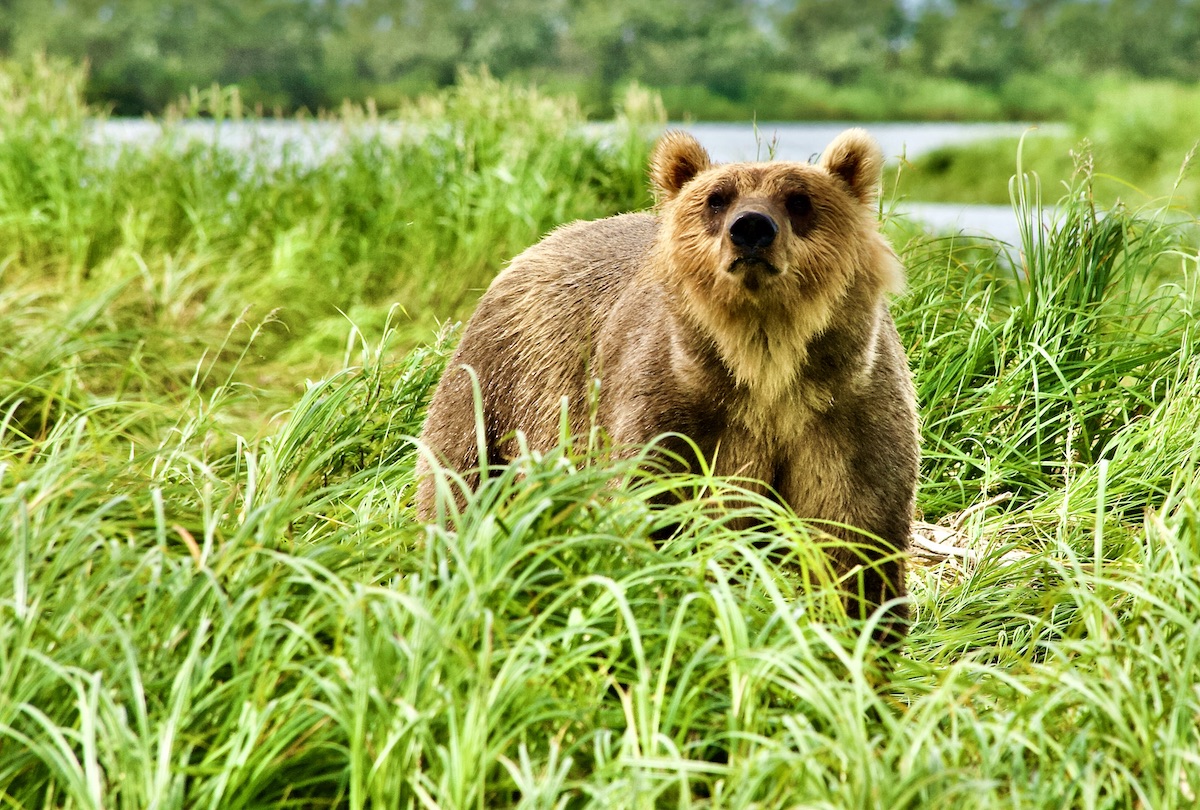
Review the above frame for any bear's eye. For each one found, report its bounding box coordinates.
[786,193,813,217]
[706,191,730,212]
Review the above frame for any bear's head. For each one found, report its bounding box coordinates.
[648,129,903,397]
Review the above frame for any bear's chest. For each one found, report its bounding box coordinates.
[702,395,855,521]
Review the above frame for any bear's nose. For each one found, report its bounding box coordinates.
[729,211,778,250]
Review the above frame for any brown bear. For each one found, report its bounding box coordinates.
[417,128,919,635]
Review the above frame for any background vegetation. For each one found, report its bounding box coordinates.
[4,0,1200,121]
[895,78,1200,209]
[3,57,1200,807]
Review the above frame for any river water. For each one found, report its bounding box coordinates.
[94,118,1056,245]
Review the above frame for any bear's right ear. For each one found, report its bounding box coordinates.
[651,131,711,201]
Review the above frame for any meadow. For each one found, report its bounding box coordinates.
[3,58,1200,808]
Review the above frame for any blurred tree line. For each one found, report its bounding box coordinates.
[2,0,1198,118]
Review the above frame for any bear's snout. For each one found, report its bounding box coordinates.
[729,211,777,251]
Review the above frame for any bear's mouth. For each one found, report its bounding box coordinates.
[728,256,780,291]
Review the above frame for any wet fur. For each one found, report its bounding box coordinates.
[417,128,919,636]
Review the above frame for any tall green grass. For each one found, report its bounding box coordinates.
[1,58,656,438]
[900,162,1199,517]
[3,57,1200,807]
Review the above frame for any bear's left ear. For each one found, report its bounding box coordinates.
[651,131,712,201]
[819,128,884,206]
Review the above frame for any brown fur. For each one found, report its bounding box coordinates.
[417,128,919,636]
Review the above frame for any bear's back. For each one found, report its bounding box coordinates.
[493,211,659,317]
[423,212,661,464]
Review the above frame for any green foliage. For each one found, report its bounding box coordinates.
[896,78,1200,207]
[753,71,1015,122]
[4,60,1200,807]
[780,0,906,85]
[6,0,1200,121]
[1084,79,1200,177]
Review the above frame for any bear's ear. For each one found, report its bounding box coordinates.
[651,131,711,201]
[819,128,884,205]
